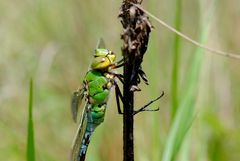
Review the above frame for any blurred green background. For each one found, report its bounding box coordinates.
[1,0,240,161]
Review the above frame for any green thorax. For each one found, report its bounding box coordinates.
[85,70,110,104]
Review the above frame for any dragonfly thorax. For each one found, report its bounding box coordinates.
[86,70,112,105]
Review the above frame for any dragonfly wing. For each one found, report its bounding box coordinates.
[96,38,105,49]
[71,87,85,122]
[71,103,89,161]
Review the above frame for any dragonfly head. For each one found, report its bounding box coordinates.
[91,49,116,70]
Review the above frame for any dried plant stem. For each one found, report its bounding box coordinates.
[119,0,152,160]
[123,58,134,161]
[133,3,240,59]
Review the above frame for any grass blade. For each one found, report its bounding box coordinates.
[171,0,182,121]
[27,79,35,161]
[162,1,215,161]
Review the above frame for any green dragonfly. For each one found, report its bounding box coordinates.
[70,40,163,161]
[70,41,124,161]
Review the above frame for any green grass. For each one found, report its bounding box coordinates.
[0,0,240,161]
[162,1,215,161]
[27,79,35,161]
[171,0,182,121]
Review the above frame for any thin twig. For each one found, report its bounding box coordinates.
[132,3,240,59]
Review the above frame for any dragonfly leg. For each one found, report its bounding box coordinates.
[138,66,149,85]
[112,58,124,69]
[116,58,124,65]
[107,72,124,84]
[114,73,124,84]
[114,82,124,114]
[133,91,164,115]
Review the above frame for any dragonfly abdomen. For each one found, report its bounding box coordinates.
[78,104,107,161]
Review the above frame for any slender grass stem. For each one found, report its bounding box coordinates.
[171,0,182,121]
[132,3,240,59]
[27,79,35,161]
[162,1,215,161]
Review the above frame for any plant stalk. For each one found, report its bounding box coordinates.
[171,0,182,121]
[119,1,152,160]
[123,56,134,161]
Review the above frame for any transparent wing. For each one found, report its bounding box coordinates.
[96,38,105,49]
[71,103,89,161]
[71,87,85,122]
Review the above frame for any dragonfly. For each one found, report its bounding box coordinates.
[70,39,164,161]
[70,40,124,161]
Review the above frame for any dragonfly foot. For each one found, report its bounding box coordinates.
[133,91,164,115]
[138,67,149,85]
